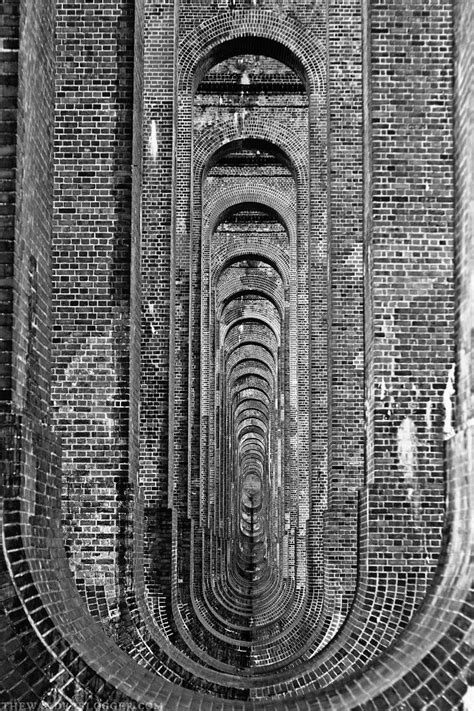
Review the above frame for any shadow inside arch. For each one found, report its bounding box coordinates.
[178,9,326,94]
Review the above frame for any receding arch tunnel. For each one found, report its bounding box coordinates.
[2,2,471,710]
[169,32,325,678]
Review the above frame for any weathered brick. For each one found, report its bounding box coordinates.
[1,0,472,709]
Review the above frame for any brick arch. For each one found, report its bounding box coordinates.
[208,187,293,290]
[237,424,270,450]
[218,262,286,308]
[234,397,272,421]
[222,316,282,355]
[234,393,274,418]
[223,316,281,347]
[221,299,282,333]
[227,345,276,382]
[218,287,284,320]
[205,136,296,177]
[209,199,289,234]
[225,320,278,352]
[178,9,325,94]
[205,182,296,241]
[194,121,308,183]
[238,433,266,450]
[215,252,290,299]
[225,338,277,365]
[236,414,270,437]
[231,388,271,414]
[229,359,275,387]
[231,371,275,392]
[237,420,268,441]
[216,265,284,294]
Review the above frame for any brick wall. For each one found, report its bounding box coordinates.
[1,0,471,708]
[0,2,19,413]
[1,0,58,701]
[51,0,137,626]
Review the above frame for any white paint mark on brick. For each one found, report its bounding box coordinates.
[105,413,114,437]
[240,70,250,85]
[397,416,418,479]
[463,686,474,711]
[388,395,395,418]
[425,400,433,433]
[149,120,158,159]
[443,364,456,439]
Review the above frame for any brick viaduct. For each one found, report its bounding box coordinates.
[0,1,472,709]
